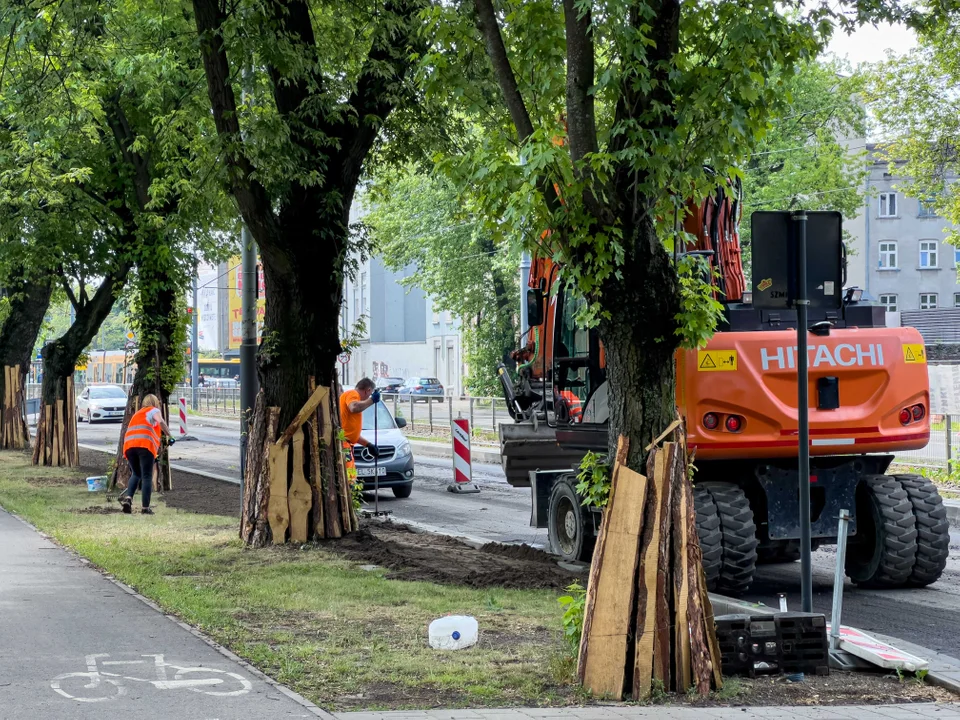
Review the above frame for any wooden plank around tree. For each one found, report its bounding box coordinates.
[632,447,664,700]
[251,407,279,547]
[652,442,676,689]
[577,437,629,678]
[266,439,290,543]
[580,466,647,699]
[277,385,330,449]
[307,418,325,539]
[672,447,692,693]
[288,429,311,543]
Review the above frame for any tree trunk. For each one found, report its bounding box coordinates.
[110,283,178,493]
[0,271,53,451]
[36,270,131,466]
[597,217,681,469]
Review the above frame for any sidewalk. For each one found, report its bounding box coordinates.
[0,506,320,719]
[333,704,960,719]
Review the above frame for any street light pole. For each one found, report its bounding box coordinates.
[239,227,258,482]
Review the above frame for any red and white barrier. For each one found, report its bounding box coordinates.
[448,417,479,494]
[178,397,187,436]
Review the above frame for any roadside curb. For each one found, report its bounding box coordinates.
[707,593,960,693]
[0,506,335,720]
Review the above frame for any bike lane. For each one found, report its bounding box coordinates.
[0,507,323,719]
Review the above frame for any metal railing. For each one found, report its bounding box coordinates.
[893,414,959,474]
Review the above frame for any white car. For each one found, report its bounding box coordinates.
[77,385,129,423]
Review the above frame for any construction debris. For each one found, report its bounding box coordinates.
[578,430,722,700]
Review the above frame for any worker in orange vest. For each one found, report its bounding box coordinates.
[118,393,172,515]
[339,377,381,459]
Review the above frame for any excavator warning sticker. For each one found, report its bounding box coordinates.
[698,350,738,372]
[757,278,773,292]
[903,344,927,364]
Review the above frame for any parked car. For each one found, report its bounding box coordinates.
[77,385,128,423]
[375,376,405,395]
[353,401,414,498]
[397,377,444,402]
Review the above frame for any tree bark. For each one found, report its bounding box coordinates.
[0,270,53,450]
[597,217,680,466]
[36,267,132,466]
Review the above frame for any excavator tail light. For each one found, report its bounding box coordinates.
[725,415,744,433]
[911,404,925,421]
[899,408,912,425]
[703,413,720,430]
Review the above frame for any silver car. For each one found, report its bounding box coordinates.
[353,401,415,498]
[77,385,129,423]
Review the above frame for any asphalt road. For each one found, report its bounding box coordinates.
[77,420,960,658]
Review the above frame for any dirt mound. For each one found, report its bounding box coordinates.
[480,541,554,563]
[26,475,88,487]
[73,505,123,515]
[321,523,583,590]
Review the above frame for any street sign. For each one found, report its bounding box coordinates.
[126,331,135,340]
[338,353,350,365]
[124,340,136,350]
[826,624,929,672]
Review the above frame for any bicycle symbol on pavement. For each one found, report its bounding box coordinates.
[51,653,252,702]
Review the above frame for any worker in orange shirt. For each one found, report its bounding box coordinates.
[339,378,381,460]
[118,393,172,515]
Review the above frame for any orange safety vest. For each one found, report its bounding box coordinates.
[123,407,161,457]
[558,390,583,421]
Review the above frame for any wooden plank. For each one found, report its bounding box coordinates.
[652,443,676,689]
[56,399,66,467]
[307,418,325,539]
[323,394,343,539]
[578,437,630,681]
[632,447,664,700]
[580,462,646,698]
[277,385,330,449]
[251,407,279,547]
[672,447,692,693]
[287,429,311,543]
[266,440,290,543]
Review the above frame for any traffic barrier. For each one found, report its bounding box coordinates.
[178,397,187,436]
[448,417,479,494]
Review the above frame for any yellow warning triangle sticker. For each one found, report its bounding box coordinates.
[905,347,916,361]
[699,354,717,369]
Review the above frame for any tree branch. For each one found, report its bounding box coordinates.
[192,0,281,244]
[563,0,598,164]
[473,0,536,142]
[61,275,81,311]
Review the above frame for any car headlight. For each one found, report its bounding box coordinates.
[395,439,412,459]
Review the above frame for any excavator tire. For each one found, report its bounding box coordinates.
[846,475,917,588]
[893,474,950,587]
[698,482,758,596]
[547,474,596,563]
[693,487,722,590]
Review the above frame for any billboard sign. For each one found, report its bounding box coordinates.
[227,255,266,349]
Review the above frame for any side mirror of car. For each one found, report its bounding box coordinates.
[526,287,544,328]
[395,417,407,428]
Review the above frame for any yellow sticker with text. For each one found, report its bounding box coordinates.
[902,344,926,364]
[698,350,738,372]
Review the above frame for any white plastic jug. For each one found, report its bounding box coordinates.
[428,615,478,650]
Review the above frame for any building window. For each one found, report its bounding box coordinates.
[918,198,939,217]
[353,286,359,320]
[919,240,939,268]
[920,293,938,310]
[433,344,441,375]
[878,294,898,312]
[879,192,897,218]
[878,241,898,269]
[432,310,439,324]
[955,247,960,267]
[955,293,960,308]
[360,272,367,315]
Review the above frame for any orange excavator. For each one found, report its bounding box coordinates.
[497,179,949,594]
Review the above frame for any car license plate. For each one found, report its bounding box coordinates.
[357,467,387,477]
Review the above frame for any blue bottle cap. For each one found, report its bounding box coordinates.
[452,631,461,640]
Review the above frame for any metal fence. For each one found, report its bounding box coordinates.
[893,415,959,473]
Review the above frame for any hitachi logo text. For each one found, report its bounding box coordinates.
[760,344,885,371]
